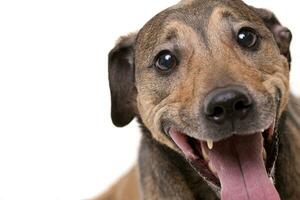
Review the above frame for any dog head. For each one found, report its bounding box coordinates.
[108,0,292,198]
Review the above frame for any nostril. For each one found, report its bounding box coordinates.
[209,106,225,122]
[234,100,251,111]
[233,99,252,119]
[212,106,225,117]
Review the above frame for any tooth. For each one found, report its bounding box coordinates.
[263,148,267,161]
[208,161,218,175]
[202,146,209,160]
[207,140,214,150]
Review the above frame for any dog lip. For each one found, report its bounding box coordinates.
[167,126,221,187]
[163,125,171,136]
[164,119,275,142]
[165,121,277,191]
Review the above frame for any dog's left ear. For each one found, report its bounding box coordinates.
[108,33,137,127]
[251,7,292,64]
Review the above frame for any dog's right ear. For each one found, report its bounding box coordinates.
[108,33,137,127]
[250,7,292,65]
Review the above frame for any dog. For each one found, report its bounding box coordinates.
[96,0,300,199]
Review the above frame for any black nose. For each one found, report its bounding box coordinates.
[204,87,253,123]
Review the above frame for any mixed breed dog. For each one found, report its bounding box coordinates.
[97,0,300,199]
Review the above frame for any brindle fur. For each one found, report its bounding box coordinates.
[95,0,299,199]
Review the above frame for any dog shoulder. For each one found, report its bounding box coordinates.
[287,94,300,128]
[93,166,140,200]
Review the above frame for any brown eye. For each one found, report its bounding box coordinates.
[155,50,178,71]
[237,27,258,48]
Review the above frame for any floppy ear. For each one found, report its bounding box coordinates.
[108,33,137,127]
[251,7,292,65]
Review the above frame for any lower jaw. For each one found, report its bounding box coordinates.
[167,123,277,190]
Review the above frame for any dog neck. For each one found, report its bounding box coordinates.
[137,96,300,200]
[275,97,300,199]
[138,127,219,200]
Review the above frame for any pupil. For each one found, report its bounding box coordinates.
[165,54,171,60]
[160,54,172,67]
[239,33,246,40]
[238,31,254,46]
[155,51,177,71]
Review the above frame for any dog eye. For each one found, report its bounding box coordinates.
[155,50,178,71]
[237,27,258,48]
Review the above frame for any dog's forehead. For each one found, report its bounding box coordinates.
[136,0,263,51]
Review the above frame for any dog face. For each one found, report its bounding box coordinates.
[109,0,292,198]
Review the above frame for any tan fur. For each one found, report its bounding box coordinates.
[136,4,286,141]
[93,167,140,200]
[136,21,203,153]
[101,0,298,199]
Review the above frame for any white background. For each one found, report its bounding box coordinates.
[0,0,299,199]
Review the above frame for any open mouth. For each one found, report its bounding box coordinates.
[164,121,281,200]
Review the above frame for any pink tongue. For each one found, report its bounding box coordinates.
[209,133,280,200]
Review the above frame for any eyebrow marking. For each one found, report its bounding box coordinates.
[163,20,209,50]
[222,10,235,19]
[165,30,178,41]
